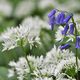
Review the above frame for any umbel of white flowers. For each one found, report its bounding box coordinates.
[8,46,79,80]
[0,17,49,51]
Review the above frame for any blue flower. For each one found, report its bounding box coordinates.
[63,14,73,23]
[75,36,80,48]
[69,23,74,34]
[49,16,55,30]
[60,44,71,50]
[56,12,65,24]
[48,9,56,30]
[48,9,56,18]
[48,9,73,30]
[62,24,69,35]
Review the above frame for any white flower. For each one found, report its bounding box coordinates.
[53,0,80,12]
[56,73,76,80]
[66,34,75,42]
[8,57,29,80]
[0,17,49,51]
[74,14,80,22]
[0,27,18,51]
[14,0,35,18]
[55,26,64,41]
[46,45,74,65]
[22,17,50,34]
[54,57,76,76]
[8,69,14,78]
[0,1,12,16]
[8,46,80,80]
[0,26,29,51]
[33,77,53,80]
[38,0,54,10]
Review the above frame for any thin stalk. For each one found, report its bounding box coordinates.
[72,17,79,80]
[21,39,32,72]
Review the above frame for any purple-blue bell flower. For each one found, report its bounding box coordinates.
[63,14,73,23]
[48,9,56,18]
[75,36,80,48]
[60,44,71,50]
[69,23,74,34]
[48,9,56,30]
[62,24,69,35]
[49,16,55,30]
[56,12,65,24]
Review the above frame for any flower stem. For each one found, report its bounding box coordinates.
[20,39,32,80]
[72,17,79,80]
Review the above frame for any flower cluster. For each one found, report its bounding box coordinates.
[48,9,80,50]
[8,46,78,80]
[48,9,73,30]
[0,17,49,51]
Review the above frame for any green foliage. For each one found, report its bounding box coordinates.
[65,66,76,78]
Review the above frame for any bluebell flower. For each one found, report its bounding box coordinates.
[56,12,65,24]
[62,24,69,35]
[63,14,73,23]
[49,16,55,30]
[48,9,56,18]
[75,36,80,48]
[48,9,56,30]
[60,44,71,50]
[69,23,74,34]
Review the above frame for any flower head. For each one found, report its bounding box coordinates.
[49,16,55,30]
[48,9,73,30]
[8,45,78,80]
[69,23,74,34]
[48,9,56,18]
[56,12,65,24]
[60,44,71,50]
[63,14,73,23]
[0,17,49,51]
[48,9,56,30]
[55,26,64,41]
[62,24,69,35]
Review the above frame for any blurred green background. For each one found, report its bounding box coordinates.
[0,0,80,80]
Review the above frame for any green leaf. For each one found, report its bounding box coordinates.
[65,66,76,78]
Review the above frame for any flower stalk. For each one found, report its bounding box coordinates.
[72,17,79,80]
[20,39,32,79]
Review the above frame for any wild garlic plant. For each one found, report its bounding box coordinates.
[8,46,80,80]
[0,17,49,80]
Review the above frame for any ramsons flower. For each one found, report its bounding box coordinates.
[75,36,80,48]
[0,17,49,51]
[32,77,53,80]
[14,0,35,18]
[55,26,64,41]
[8,45,79,80]
[0,1,12,17]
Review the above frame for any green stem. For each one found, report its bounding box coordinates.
[25,56,32,72]
[72,17,79,80]
[20,39,32,80]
